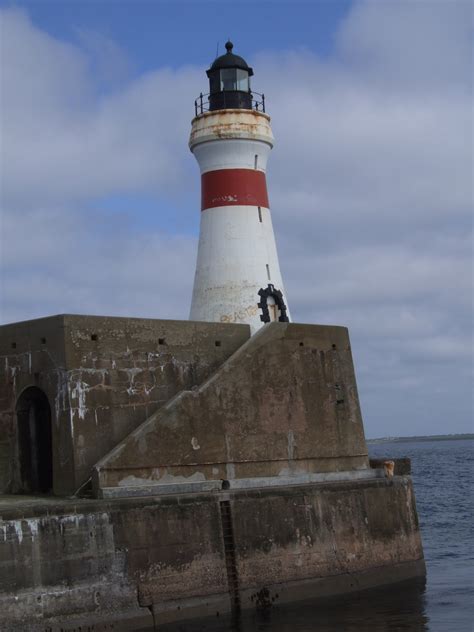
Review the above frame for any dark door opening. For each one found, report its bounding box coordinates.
[15,387,53,494]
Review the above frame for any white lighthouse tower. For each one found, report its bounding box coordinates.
[189,41,290,333]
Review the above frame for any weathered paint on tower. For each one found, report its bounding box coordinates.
[189,42,291,333]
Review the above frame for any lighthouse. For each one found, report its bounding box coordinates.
[189,41,291,333]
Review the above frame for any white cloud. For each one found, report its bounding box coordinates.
[75,28,133,88]
[0,2,472,436]
[1,9,201,208]
[335,0,471,90]
[2,205,196,322]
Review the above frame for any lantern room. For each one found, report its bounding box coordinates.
[207,41,254,111]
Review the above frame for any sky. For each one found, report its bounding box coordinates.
[0,0,472,438]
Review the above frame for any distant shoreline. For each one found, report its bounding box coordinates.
[367,433,474,444]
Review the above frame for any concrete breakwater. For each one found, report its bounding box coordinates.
[0,319,425,629]
[0,469,424,631]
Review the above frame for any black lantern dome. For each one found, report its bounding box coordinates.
[206,41,254,111]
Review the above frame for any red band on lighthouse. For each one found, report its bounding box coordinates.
[201,169,269,211]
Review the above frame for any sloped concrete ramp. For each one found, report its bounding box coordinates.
[93,323,369,497]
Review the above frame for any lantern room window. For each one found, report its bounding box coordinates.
[220,68,250,92]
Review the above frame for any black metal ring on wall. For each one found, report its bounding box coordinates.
[257,284,289,323]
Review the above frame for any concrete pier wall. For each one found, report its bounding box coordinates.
[0,474,424,631]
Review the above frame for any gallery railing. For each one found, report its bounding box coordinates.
[194,91,266,116]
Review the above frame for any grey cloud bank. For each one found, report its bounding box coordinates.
[0,2,472,437]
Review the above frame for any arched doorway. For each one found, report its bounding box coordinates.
[15,387,53,494]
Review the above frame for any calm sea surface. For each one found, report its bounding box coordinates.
[148,439,474,632]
